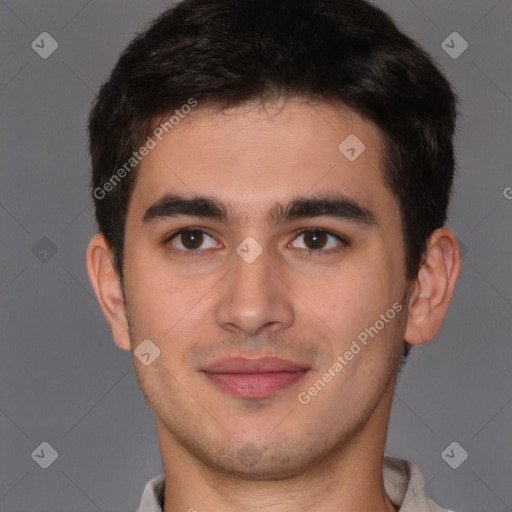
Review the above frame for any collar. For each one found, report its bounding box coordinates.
[136,455,454,512]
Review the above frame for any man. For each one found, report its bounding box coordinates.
[85,0,461,510]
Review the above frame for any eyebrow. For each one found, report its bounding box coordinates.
[142,193,376,228]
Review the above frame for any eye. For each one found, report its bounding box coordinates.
[166,228,222,254]
[289,228,346,253]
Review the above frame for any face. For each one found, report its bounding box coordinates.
[121,100,410,479]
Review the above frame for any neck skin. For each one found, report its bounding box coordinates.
[156,378,399,512]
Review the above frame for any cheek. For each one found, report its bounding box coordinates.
[122,248,178,331]
[124,250,220,341]
[304,256,401,344]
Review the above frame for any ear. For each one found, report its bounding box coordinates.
[86,233,131,350]
[404,227,462,345]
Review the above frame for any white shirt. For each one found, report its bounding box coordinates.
[136,455,456,512]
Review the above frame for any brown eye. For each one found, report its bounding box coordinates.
[167,228,221,254]
[179,230,204,249]
[303,230,328,250]
[289,229,345,253]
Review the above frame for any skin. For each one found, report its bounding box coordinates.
[87,99,461,512]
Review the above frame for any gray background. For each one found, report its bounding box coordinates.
[0,1,511,511]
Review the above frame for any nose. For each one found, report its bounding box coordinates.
[214,249,295,337]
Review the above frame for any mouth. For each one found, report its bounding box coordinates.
[200,356,310,398]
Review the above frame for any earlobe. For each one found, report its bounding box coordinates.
[85,233,131,350]
[404,228,462,346]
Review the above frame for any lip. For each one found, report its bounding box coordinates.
[201,356,310,398]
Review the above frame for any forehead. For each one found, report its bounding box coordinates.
[128,99,395,225]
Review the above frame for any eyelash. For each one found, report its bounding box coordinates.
[163,227,348,258]
[291,228,348,256]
